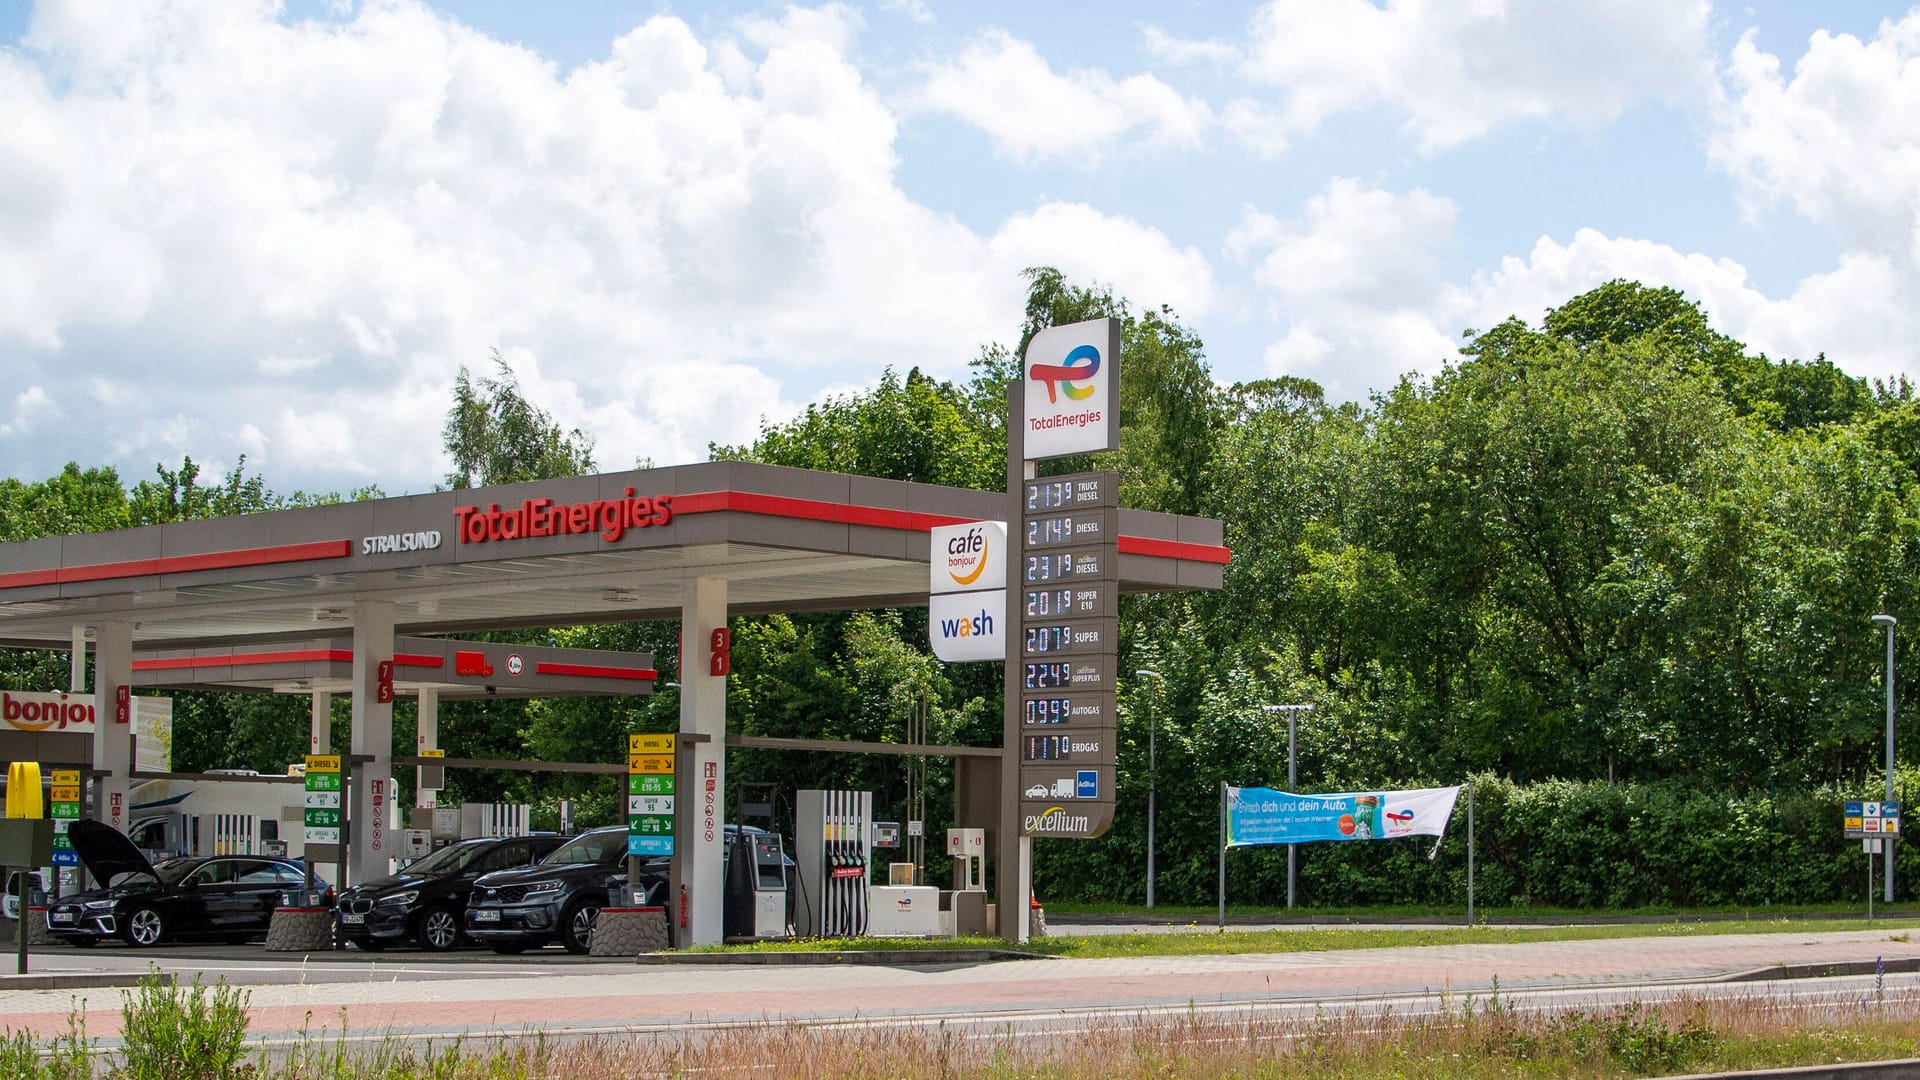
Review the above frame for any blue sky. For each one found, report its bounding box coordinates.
[3,1,1918,496]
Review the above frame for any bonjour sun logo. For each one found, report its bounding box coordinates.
[1028,343,1101,403]
[945,524,991,587]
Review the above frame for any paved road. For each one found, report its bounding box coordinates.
[3,926,1918,1046]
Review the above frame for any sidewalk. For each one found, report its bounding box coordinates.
[3,927,1916,1042]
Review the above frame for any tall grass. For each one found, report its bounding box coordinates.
[5,974,1920,1077]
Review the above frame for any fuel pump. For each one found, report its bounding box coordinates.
[795,789,871,937]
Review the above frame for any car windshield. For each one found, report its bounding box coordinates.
[132,859,199,886]
[402,842,487,876]
[541,831,624,866]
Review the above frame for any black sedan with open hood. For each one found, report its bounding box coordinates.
[44,819,326,947]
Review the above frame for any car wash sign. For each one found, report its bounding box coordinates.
[929,520,1007,663]
[1227,785,1462,847]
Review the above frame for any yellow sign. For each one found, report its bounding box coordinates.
[628,754,675,774]
[420,748,445,758]
[5,761,43,818]
[52,770,80,786]
[629,734,675,754]
[50,785,80,803]
[1846,816,1864,831]
[305,754,342,774]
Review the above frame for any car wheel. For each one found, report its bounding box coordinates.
[123,906,165,947]
[488,941,529,955]
[416,906,461,952]
[560,899,600,955]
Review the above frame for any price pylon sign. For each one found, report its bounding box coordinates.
[627,734,674,857]
[304,755,344,846]
[49,769,81,866]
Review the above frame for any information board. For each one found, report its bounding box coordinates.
[628,733,675,856]
[303,755,343,846]
[1014,470,1118,839]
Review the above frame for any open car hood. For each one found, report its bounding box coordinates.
[66,819,160,887]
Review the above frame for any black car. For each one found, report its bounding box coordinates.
[335,834,565,951]
[464,825,665,954]
[46,819,326,947]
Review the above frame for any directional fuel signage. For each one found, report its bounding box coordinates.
[49,769,80,866]
[1013,469,1119,840]
[628,734,675,856]
[304,755,343,846]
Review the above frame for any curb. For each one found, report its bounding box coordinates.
[634,948,1051,966]
[1049,910,1920,928]
[1717,957,1920,982]
[0,972,172,991]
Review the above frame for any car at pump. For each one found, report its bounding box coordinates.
[464,825,664,954]
[45,819,327,947]
[336,834,566,952]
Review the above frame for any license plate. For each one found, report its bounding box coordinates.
[48,911,74,924]
[340,913,364,925]
[474,909,500,922]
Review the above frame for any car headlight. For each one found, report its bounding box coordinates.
[522,880,562,895]
[81,900,116,911]
[374,891,418,908]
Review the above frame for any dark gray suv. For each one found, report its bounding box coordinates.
[463,826,665,954]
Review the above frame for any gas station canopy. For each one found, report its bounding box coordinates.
[0,460,1226,649]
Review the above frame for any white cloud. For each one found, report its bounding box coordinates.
[0,1,1216,494]
[1235,181,1920,400]
[1710,14,1920,265]
[918,30,1211,165]
[1173,0,1713,152]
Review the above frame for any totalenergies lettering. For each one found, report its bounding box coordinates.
[454,489,673,545]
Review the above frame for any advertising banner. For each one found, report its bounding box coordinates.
[1226,785,1461,848]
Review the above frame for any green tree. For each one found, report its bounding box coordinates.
[443,352,595,488]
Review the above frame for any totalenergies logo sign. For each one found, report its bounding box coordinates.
[1023,317,1119,460]
[2,691,96,733]
[454,489,673,545]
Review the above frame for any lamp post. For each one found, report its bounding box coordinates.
[1262,704,1314,909]
[1136,669,1162,910]
[1874,614,1897,903]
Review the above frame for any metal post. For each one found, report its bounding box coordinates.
[1137,670,1161,910]
[1263,704,1312,909]
[1287,710,1297,910]
[1217,781,1227,927]
[1875,614,1897,903]
[1467,780,1476,926]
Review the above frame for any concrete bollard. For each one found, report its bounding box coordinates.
[264,908,334,952]
[589,906,669,957]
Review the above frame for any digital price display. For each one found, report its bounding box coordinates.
[1020,694,1109,726]
[1024,734,1073,761]
[1024,698,1070,725]
[1025,587,1072,618]
[1024,473,1116,513]
[1025,661,1071,689]
[1023,620,1115,656]
[1024,549,1108,582]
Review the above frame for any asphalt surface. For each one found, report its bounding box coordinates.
[4,923,1920,1047]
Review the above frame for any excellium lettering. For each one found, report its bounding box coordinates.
[454,490,673,545]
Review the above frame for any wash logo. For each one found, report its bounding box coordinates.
[938,607,994,640]
[1028,343,1100,404]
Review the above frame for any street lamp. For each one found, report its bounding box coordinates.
[1874,614,1897,903]
[1135,670,1163,909]
[1262,704,1314,909]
